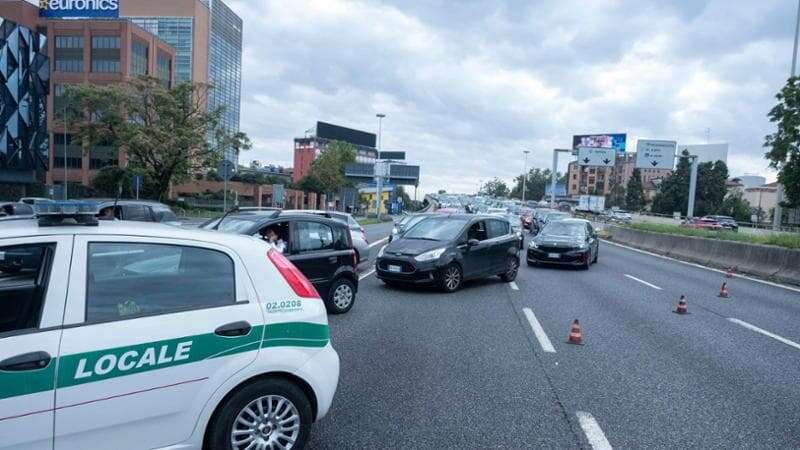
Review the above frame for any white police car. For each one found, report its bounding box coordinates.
[0,202,339,450]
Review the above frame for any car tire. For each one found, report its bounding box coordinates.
[499,256,519,282]
[205,378,312,450]
[440,263,463,293]
[326,277,356,314]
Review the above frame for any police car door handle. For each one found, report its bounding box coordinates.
[0,351,51,371]
[215,321,252,337]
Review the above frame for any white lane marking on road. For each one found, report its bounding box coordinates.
[728,318,800,351]
[576,411,613,450]
[369,237,389,248]
[522,308,556,353]
[359,268,376,281]
[509,281,519,291]
[602,240,800,294]
[623,274,662,290]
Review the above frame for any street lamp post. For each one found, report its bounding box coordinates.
[63,100,68,200]
[774,0,800,230]
[375,113,386,221]
[550,149,571,208]
[521,150,530,204]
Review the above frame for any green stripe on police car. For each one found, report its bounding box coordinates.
[0,322,328,400]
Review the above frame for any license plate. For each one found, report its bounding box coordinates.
[548,253,560,259]
[388,264,402,273]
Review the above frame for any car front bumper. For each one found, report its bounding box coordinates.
[527,248,590,265]
[375,257,443,285]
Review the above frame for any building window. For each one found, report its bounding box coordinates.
[91,36,120,73]
[157,51,172,88]
[55,36,84,72]
[52,134,82,169]
[130,40,149,76]
[89,138,118,169]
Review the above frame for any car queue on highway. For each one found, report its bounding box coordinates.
[0,195,590,450]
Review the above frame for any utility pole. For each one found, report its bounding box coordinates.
[550,149,571,208]
[375,113,386,221]
[521,150,530,204]
[687,155,699,218]
[774,0,800,230]
[63,100,68,200]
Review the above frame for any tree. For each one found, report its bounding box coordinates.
[481,178,510,198]
[764,76,800,208]
[652,151,692,215]
[719,191,752,222]
[606,178,626,209]
[297,140,355,194]
[66,76,251,201]
[510,168,559,201]
[624,168,645,211]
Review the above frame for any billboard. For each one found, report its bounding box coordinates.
[676,144,729,165]
[316,121,376,148]
[572,133,627,153]
[39,0,120,18]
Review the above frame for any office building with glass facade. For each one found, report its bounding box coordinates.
[0,0,176,188]
[122,0,242,165]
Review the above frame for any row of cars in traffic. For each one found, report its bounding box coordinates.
[0,198,389,449]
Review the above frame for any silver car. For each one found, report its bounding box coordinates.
[282,210,370,265]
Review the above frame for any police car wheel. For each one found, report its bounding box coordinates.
[207,378,312,450]
[326,278,355,314]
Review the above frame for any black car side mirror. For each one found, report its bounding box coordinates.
[468,238,480,247]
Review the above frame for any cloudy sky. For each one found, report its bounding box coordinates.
[226,0,795,195]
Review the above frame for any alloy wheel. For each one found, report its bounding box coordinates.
[230,395,301,450]
[444,266,461,291]
[506,258,518,279]
[333,284,353,309]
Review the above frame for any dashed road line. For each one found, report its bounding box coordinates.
[359,268,376,281]
[522,307,556,353]
[623,274,662,290]
[509,281,519,291]
[603,239,800,294]
[576,411,613,450]
[728,318,800,351]
[368,237,389,248]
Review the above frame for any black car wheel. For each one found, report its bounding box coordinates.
[440,263,462,293]
[499,256,519,282]
[326,277,355,314]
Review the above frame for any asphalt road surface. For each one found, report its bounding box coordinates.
[310,222,800,449]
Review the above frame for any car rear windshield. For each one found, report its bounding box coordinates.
[542,221,586,237]
[202,216,258,234]
[404,218,468,241]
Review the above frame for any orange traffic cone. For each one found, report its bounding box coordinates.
[718,282,730,298]
[567,319,583,345]
[675,295,688,314]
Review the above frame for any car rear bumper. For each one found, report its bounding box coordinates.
[297,343,340,421]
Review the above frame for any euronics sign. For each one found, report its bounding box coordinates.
[39,0,120,18]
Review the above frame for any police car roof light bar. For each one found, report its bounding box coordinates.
[36,201,100,227]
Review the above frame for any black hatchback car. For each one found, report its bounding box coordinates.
[201,210,358,314]
[527,218,599,269]
[376,214,520,292]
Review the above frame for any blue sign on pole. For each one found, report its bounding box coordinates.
[39,0,120,18]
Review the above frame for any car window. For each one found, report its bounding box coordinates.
[587,223,595,236]
[122,204,152,221]
[86,243,236,322]
[0,243,54,334]
[467,221,488,241]
[153,208,178,223]
[295,221,335,252]
[486,219,509,239]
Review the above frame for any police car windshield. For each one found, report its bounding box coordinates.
[404,218,468,241]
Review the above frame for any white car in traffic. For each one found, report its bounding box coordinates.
[0,203,339,450]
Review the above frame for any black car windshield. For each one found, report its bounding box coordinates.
[202,216,259,233]
[404,218,468,241]
[403,215,430,231]
[541,221,586,238]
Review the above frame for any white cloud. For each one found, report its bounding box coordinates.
[227,0,791,194]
